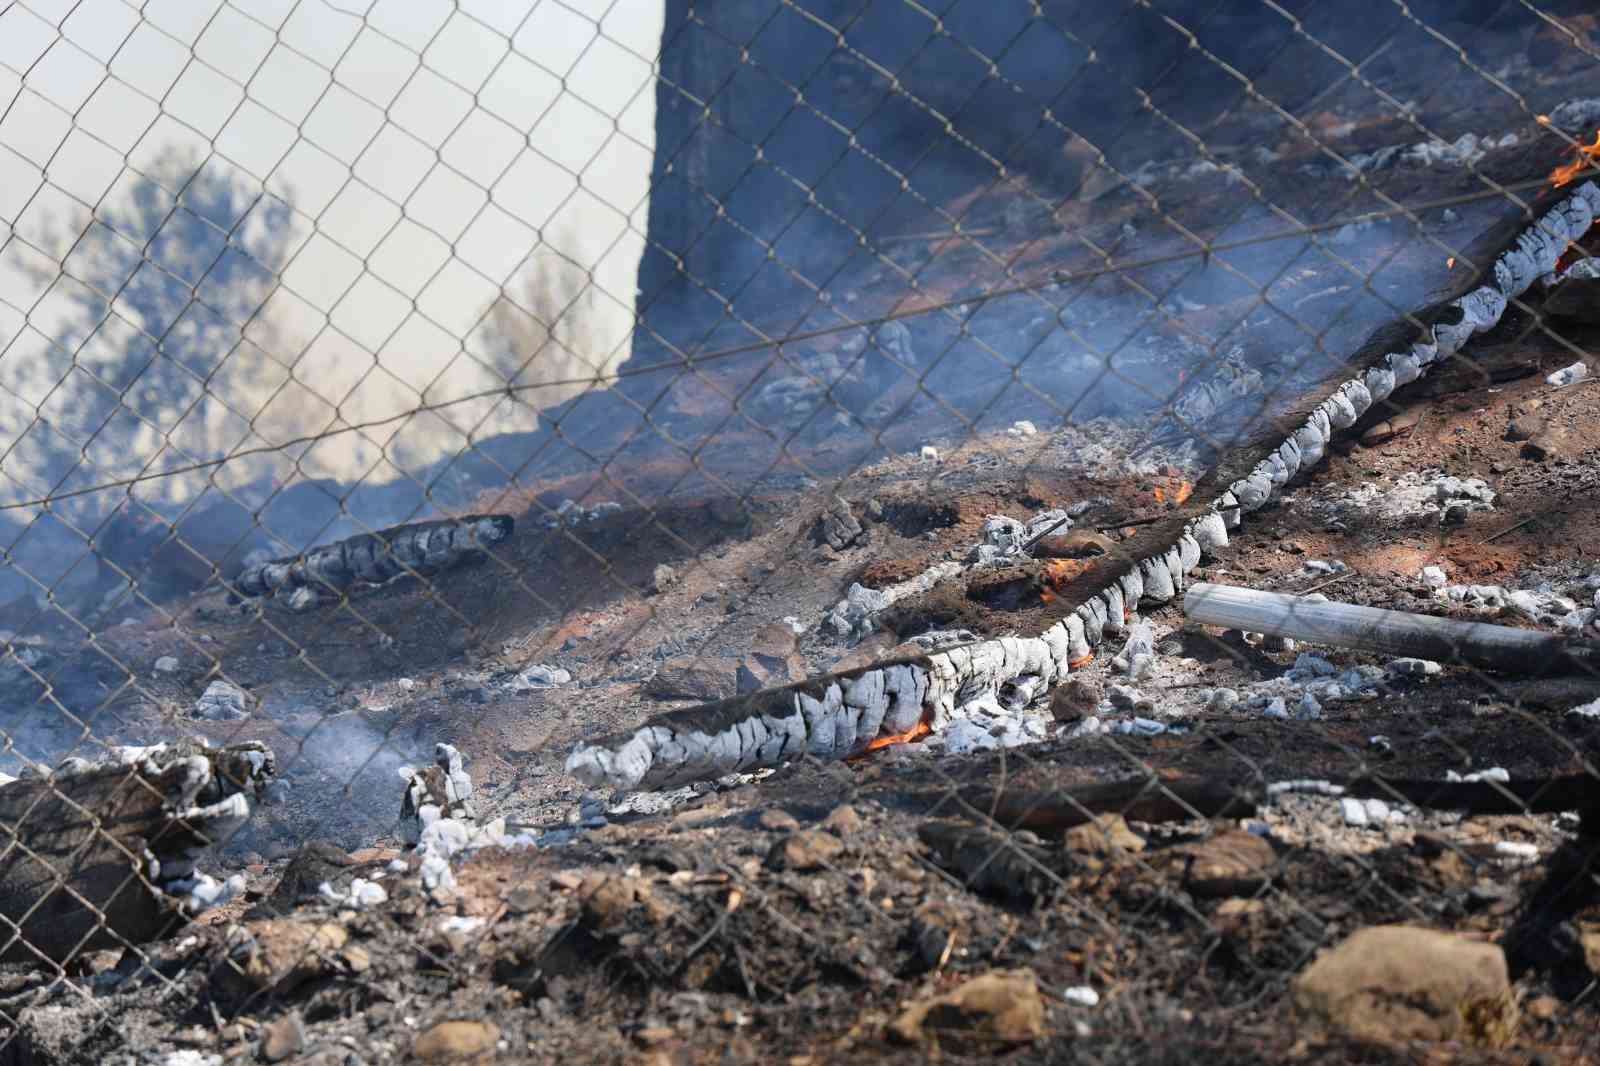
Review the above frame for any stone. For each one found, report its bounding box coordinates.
[214,921,349,1000]
[651,563,678,595]
[259,1012,305,1063]
[766,829,844,872]
[1506,415,1546,442]
[1521,436,1554,461]
[1049,678,1101,723]
[645,656,738,701]
[412,1019,501,1061]
[888,969,1046,1050]
[821,804,863,835]
[1063,814,1145,858]
[194,680,249,721]
[1184,830,1276,897]
[757,808,800,832]
[514,664,571,688]
[815,495,866,551]
[1292,925,1512,1043]
[153,656,178,674]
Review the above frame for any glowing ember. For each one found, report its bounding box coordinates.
[1446,256,1455,269]
[1068,652,1094,668]
[858,715,932,753]
[1550,129,1600,188]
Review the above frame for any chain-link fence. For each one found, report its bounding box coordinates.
[0,0,1597,1060]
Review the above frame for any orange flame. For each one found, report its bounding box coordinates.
[1550,129,1600,188]
[1154,479,1194,505]
[859,715,932,754]
[1069,652,1095,668]
[1446,256,1455,269]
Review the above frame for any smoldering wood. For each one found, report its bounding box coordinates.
[1183,582,1600,675]
[234,514,514,599]
[0,742,273,964]
[564,186,1600,795]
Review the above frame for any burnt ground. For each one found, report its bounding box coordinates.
[3,312,1600,1062]
[4,35,1600,1066]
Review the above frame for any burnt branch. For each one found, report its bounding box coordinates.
[234,514,514,600]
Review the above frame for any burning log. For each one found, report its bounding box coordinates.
[0,740,275,964]
[234,514,513,601]
[567,182,1600,793]
[1183,582,1600,676]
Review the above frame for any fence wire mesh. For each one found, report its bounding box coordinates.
[0,0,1597,1060]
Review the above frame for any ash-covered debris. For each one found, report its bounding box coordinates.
[0,738,275,961]
[1435,582,1599,631]
[823,562,962,641]
[1317,469,1496,525]
[234,514,513,603]
[397,743,535,893]
[534,498,623,529]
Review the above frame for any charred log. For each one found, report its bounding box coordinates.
[233,514,513,600]
[0,740,275,965]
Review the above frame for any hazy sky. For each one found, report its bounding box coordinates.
[0,0,661,513]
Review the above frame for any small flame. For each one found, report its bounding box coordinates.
[860,715,932,753]
[1550,129,1600,188]
[1537,114,1551,126]
[1446,256,1455,269]
[1039,588,1054,603]
[1154,479,1194,505]
[1068,652,1094,668]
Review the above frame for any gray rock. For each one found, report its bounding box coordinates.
[194,680,249,721]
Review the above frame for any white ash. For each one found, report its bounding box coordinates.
[1436,583,1583,626]
[921,695,1050,756]
[1546,97,1600,133]
[1341,797,1407,828]
[1447,767,1509,784]
[1316,469,1495,524]
[510,663,572,688]
[1112,620,1156,679]
[1387,658,1442,679]
[1494,841,1539,862]
[1008,420,1038,437]
[920,445,940,462]
[1301,559,1347,576]
[1546,361,1589,388]
[319,876,388,910]
[154,656,178,674]
[536,499,624,529]
[1568,698,1600,720]
[823,562,962,640]
[1421,565,1448,588]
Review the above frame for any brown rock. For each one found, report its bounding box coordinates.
[259,1012,305,1063]
[888,969,1046,1050]
[1293,925,1513,1044]
[413,1019,500,1061]
[1063,814,1145,858]
[821,804,863,835]
[1049,678,1102,723]
[1183,830,1276,897]
[1358,410,1421,447]
[1580,921,1600,977]
[1521,436,1554,461]
[757,808,801,832]
[214,921,349,1001]
[1505,415,1547,442]
[645,656,738,700]
[766,829,845,871]
[748,621,799,659]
